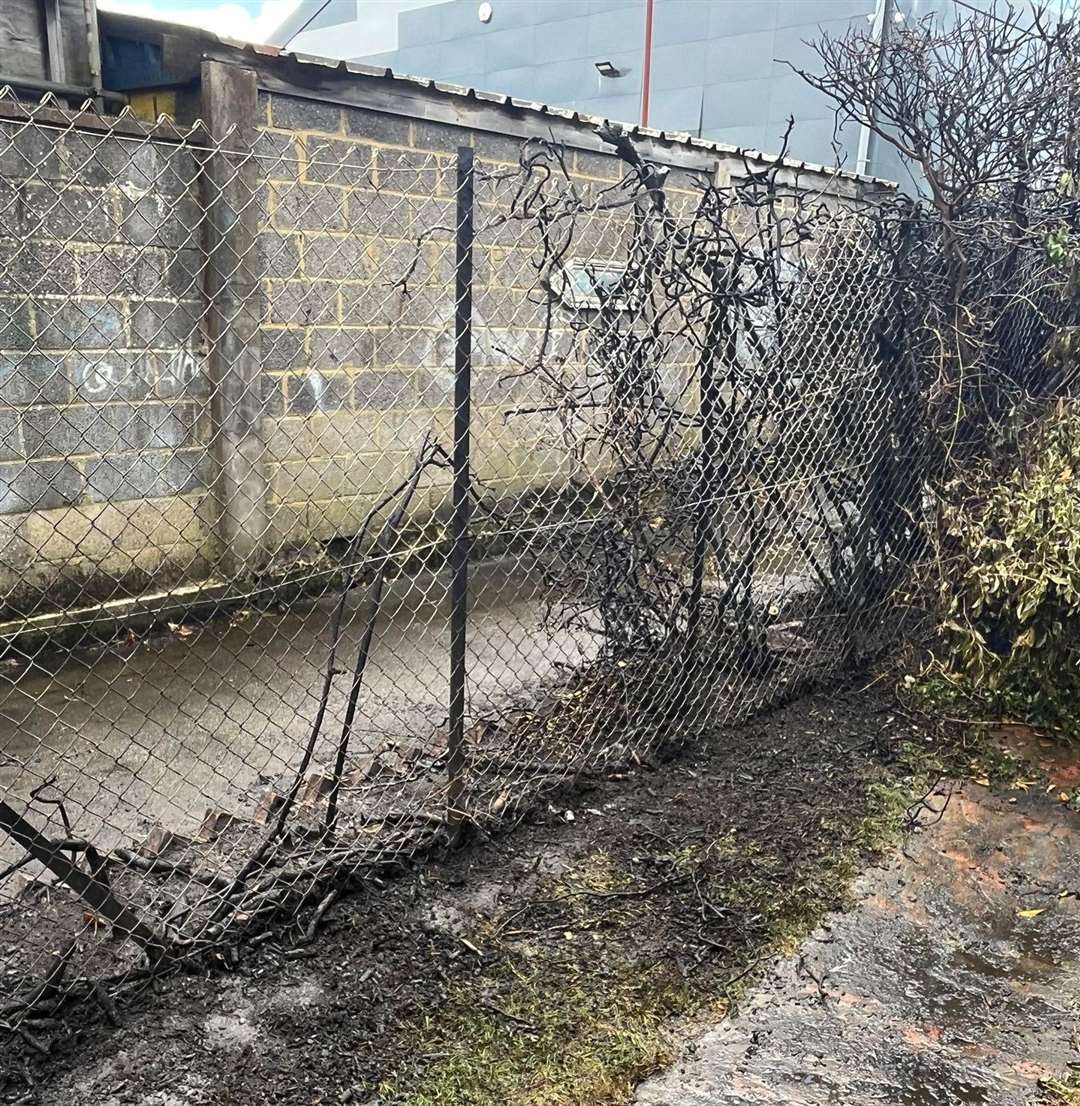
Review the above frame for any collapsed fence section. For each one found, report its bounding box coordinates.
[0,85,927,1024]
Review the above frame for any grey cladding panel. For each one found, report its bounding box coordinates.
[584,91,642,123]
[534,0,595,24]
[652,0,715,45]
[534,16,594,63]
[771,17,863,76]
[440,0,499,40]
[485,66,546,101]
[708,0,779,37]
[482,25,537,72]
[587,6,647,55]
[766,71,833,125]
[648,87,705,134]
[705,30,776,84]
[704,122,773,151]
[775,0,871,27]
[398,3,448,45]
[308,0,357,32]
[532,60,603,105]
[650,41,707,91]
[702,76,774,128]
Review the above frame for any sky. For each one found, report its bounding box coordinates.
[97,0,302,44]
[95,0,440,52]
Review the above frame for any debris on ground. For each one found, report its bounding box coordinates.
[3,678,1076,1106]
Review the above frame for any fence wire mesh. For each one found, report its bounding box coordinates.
[0,89,940,1024]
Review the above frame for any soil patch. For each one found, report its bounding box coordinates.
[1,681,954,1105]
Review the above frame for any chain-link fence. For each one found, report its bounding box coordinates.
[0,87,926,1026]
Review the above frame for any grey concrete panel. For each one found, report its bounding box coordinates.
[481,24,537,71]
[702,76,773,128]
[653,0,716,45]
[650,40,707,91]
[708,0,779,37]
[704,29,774,84]
[776,0,872,27]
[587,5,647,55]
[648,86,705,134]
[534,15,594,63]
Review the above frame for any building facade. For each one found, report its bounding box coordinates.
[270,0,982,183]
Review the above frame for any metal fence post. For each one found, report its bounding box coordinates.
[446,146,474,835]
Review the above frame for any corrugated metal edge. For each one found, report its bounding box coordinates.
[113,16,897,188]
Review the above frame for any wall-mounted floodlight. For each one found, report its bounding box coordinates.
[478,2,493,23]
[594,60,624,78]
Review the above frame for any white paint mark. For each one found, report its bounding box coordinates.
[307,368,326,408]
[76,347,204,398]
[157,348,202,394]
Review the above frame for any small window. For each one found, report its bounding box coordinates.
[558,259,629,311]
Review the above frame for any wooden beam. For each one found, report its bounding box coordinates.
[42,0,66,84]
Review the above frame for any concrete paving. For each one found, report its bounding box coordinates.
[0,559,592,868]
[635,780,1080,1106]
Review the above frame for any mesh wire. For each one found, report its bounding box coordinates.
[0,90,975,1021]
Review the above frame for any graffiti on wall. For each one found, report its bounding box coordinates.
[76,346,206,400]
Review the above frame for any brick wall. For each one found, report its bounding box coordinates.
[0,116,215,617]
[0,74,876,626]
[254,92,715,553]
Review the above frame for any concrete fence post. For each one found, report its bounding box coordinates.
[200,60,270,577]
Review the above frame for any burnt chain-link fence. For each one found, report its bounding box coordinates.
[0,88,928,1025]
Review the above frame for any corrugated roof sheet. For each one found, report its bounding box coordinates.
[101,13,896,188]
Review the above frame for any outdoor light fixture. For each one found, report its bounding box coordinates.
[478,1,492,23]
[594,60,623,78]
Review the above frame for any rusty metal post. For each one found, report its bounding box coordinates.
[0,800,165,958]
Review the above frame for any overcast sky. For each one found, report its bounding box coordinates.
[96,0,442,53]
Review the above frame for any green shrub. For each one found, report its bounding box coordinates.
[925,400,1080,739]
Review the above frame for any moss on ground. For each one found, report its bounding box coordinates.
[373,673,1052,1106]
[377,765,922,1106]
[1041,1072,1080,1105]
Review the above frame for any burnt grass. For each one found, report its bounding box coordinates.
[2,679,944,1106]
